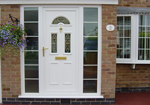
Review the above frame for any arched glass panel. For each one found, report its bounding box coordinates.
[52,16,70,24]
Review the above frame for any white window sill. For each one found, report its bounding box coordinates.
[19,95,104,99]
[116,62,150,64]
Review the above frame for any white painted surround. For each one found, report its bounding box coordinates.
[19,5,103,98]
[0,0,118,5]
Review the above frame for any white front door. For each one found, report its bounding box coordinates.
[41,7,80,95]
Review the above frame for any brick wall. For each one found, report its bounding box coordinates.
[116,64,150,88]
[116,0,150,89]
[1,5,21,98]
[101,5,117,98]
[118,0,149,7]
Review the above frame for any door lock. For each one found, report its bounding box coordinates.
[43,47,48,57]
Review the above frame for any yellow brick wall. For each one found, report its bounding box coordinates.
[101,5,117,98]
[1,5,21,98]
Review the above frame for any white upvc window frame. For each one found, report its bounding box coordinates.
[117,14,150,64]
[20,5,103,98]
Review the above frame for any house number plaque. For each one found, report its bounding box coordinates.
[106,24,115,31]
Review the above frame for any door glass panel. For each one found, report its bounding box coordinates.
[25,23,38,36]
[51,34,57,53]
[25,52,38,64]
[25,66,38,78]
[25,37,38,50]
[24,7,38,21]
[84,52,97,64]
[83,80,97,93]
[52,16,70,24]
[84,8,98,22]
[25,80,39,93]
[24,7,39,93]
[84,23,98,36]
[84,66,97,78]
[84,37,98,50]
[65,33,71,53]
[83,8,98,93]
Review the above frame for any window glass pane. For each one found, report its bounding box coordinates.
[117,16,131,59]
[117,27,123,37]
[146,27,150,37]
[146,50,150,60]
[25,80,39,93]
[146,38,150,48]
[84,52,97,64]
[25,52,38,64]
[25,66,38,78]
[117,17,123,25]
[146,15,150,25]
[84,66,97,78]
[65,34,71,53]
[25,37,38,50]
[24,7,38,21]
[139,38,145,48]
[25,23,38,36]
[125,17,131,25]
[124,27,131,37]
[117,49,123,58]
[138,50,145,60]
[83,80,97,93]
[84,8,98,22]
[51,34,57,53]
[84,37,98,50]
[124,38,131,48]
[117,38,123,48]
[139,15,145,25]
[139,27,145,37]
[124,49,130,58]
[84,23,98,36]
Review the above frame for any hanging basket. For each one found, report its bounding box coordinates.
[0,21,26,56]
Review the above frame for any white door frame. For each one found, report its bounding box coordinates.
[19,5,102,98]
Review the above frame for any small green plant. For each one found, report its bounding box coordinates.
[0,21,26,56]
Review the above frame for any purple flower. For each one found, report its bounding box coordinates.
[11,28,15,31]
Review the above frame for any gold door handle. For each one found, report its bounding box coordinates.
[43,47,48,57]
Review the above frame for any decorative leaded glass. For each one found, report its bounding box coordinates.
[52,16,70,24]
[51,34,57,53]
[65,34,71,53]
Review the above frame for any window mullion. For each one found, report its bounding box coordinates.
[133,15,139,62]
[123,17,125,58]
